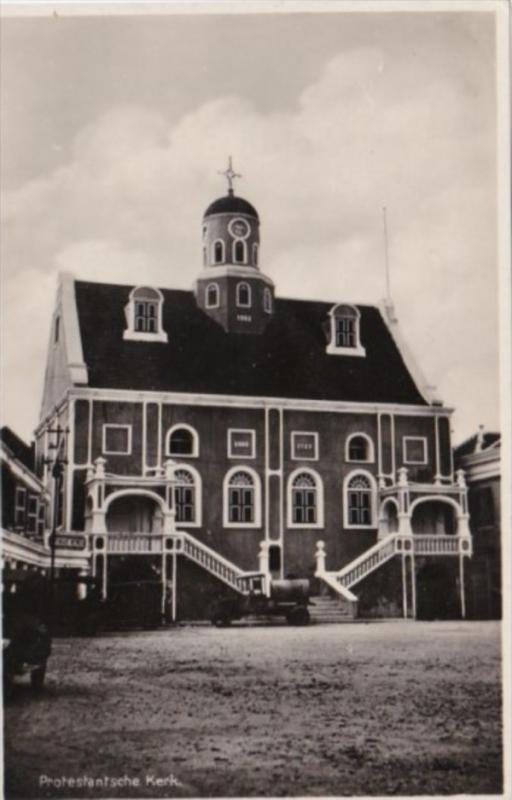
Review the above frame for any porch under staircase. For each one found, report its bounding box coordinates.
[315,531,473,618]
[102,529,268,597]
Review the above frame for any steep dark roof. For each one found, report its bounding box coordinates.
[204,194,259,220]
[74,282,427,405]
[454,431,500,458]
[1,426,35,470]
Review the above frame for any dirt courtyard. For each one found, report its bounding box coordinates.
[4,620,503,798]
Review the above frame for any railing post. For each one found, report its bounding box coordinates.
[459,553,466,619]
[172,548,177,623]
[94,456,107,479]
[401,553,408,618]
[314,540,327,576]
[258,541,271,596]
[410,552,417,619]
[397,467,409,487]
[160,546,167,620]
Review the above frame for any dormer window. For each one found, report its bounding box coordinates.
[206,283,219,309]
[326,304,365,357]
[213,240,225,264]
[236,282,251,308]
[124,286,167,343]
[233,240,247,264]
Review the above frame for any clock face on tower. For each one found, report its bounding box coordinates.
[228,218,251,239]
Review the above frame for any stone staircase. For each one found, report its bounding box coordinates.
[309,594,356,624]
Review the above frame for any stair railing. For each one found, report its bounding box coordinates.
[315,534,400,598]
[173,531,268,595]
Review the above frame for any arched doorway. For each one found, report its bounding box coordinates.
[380,500,399,535]
[411,500,458,535]
[416,561,459,620]
[105,494,164,629]
[106,494,163,533]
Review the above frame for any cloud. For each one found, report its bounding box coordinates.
[1,39,498,442]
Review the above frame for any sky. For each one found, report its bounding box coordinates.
[0,6,502,445]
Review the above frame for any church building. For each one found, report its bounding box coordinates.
[32,162,473,625]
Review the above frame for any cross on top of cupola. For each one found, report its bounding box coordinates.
[218,156,242,196]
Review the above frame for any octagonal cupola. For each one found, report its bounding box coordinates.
[196,158,275,335]
[202,168,260,270]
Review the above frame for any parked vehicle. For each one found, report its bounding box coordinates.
[209,578,311,627]
[2,576,52,697]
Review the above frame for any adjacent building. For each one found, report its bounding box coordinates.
[455,428,501,619]
[1,426,49,580]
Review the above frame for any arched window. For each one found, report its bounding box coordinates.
[346,434,374,463]
[288,469,324,528]
[253,242,259,267]
[174,469,196,524]
[206,283,219,309]
[327,304,365,357]
[292,473,317,524]
[166,425,199,457]
[345,473,374,527]
[223,467,261,528]
[228,471,254,523]
[263,287,272,314]
[213,240,225,264]
[233,240,247,264]
[124,286,167,343]
[236,282,251,308]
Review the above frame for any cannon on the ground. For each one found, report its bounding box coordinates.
[209,577,311,627]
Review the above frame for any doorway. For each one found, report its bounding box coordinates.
[416,561,459,620]
[106,555,163,629]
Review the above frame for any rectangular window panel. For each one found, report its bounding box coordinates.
[229,488,254,523]
[27,494,38,534]
[37,503,46,538]
[348,491,372,526]
[292,489,316,525]
[228,430,256,459]
[14,486,27,529]
[103,425,131,455]
[291,433,318,461]
[403,437,427,464]
[175,487,194,523]
[336,318,356,348]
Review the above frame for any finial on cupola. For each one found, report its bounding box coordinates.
[218,156,242,196]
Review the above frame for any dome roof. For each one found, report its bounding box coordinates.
[203,193,259,220]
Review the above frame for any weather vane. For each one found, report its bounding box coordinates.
[219,156,241,195]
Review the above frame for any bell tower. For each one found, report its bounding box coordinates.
[195,158,275,335]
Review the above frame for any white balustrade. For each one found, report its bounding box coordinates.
[413,535,461,555]
[107,534,163,554]
[321,530,471,597]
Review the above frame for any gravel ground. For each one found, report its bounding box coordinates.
[4,620,503,798]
